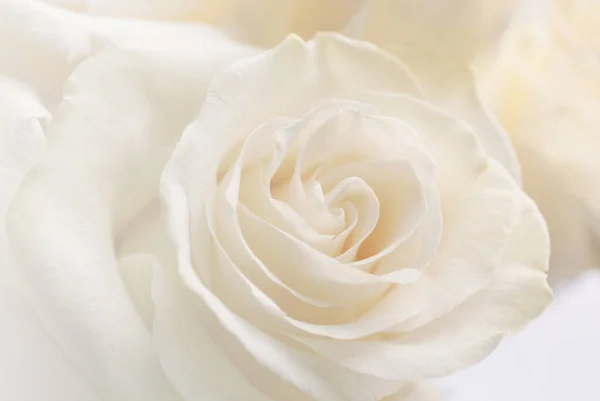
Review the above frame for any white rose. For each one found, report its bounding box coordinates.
[156,33,552,401]
[3,29,551,400]
[2,2,552,401]
[476,0,600,285]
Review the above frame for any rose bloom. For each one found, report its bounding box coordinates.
[476,0,600,285]
[1,2,552,401]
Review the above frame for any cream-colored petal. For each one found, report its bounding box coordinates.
[394,163,518,331]
[548,0,600,52]
[359,0,521,180]
[0,78,48,222]
[438,271,599,401]
[152,266,273,401]
[161,34,428,312]
[163,182,404,401]
[119,254,159,330]
[165,33,422,202]
[0,276,100,401]
[215,0,365,47]
[0,0,256,111]
[294,163,550,380]
[116,200,178,328]
[6,32,248,399]
[209,178,422,339]
[0,78,95,401]
[360,92,487,201]
[0,0,94,109]
[477,0,600,283]
[361,0,520,65]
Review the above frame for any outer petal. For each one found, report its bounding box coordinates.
[214,0,364,47]
[547,0,600,52]
[0,78,47,220]
[438,270,600,401]
[0,275,100,401]
[152,266,274,401]
[358,0,521,181]
[6,32,252,400]
[359,0,520,64]
[0,0,97,109]
[0,0,256,110]
[0,78,96,401]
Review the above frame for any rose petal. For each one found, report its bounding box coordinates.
[0,0,95,109]
[0,78,94,401]
[0,0,256,111]
[294,163,551,380]
[438,270,599,401]
[6,33,249,399]
[361,0,521,65]
[151,266,273,401]
[359,0,521,180]
[0,276,100,401]
[0,78,48,220]
[157,215,403,400]
[477,5,600,283]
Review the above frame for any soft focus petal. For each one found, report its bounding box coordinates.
[0,0,96,109]
[0,78,47,220]
[40,0,364,47]
[0,277,100,401]
[0,0,256,110]
[548,0,600,52]
[6,31,252,400]
[360,0,520,64]
[0,78,95,401]
[477,0,600,284]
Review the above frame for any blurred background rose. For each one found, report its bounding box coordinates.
[476,0,600,285]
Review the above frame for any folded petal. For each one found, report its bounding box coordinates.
[0,0,256,111]
[0,78,94,401]
[6,30,250,400]
[358,0,521,181]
